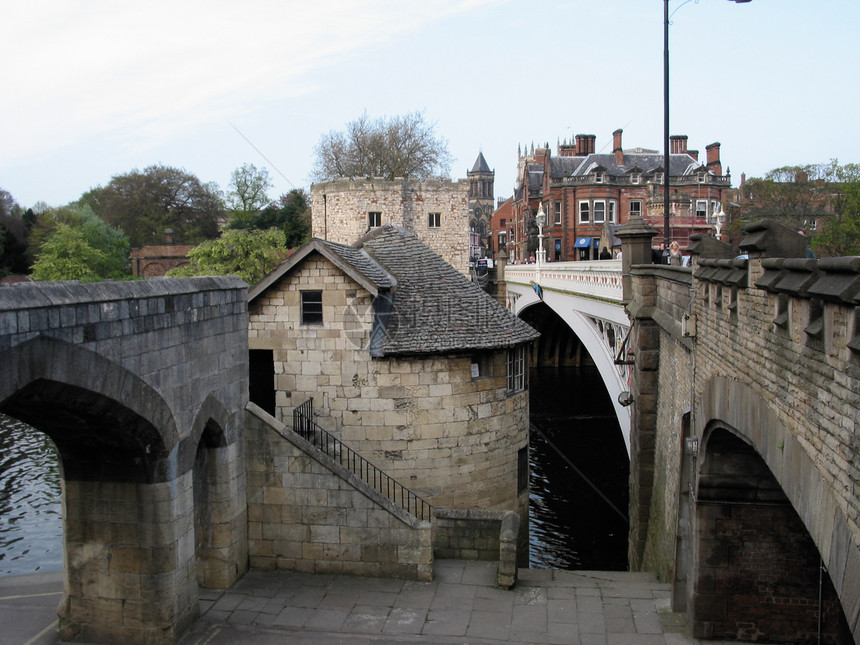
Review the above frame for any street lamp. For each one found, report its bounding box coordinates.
[663,0,750,248]
[536,204,546,266]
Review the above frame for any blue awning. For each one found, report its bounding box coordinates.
[574,237,591,248]
[592,238,600,248]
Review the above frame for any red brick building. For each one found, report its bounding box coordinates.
[501,129,731,263]
[130,229,195,278]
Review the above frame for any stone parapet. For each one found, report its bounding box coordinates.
[245,403,433,581]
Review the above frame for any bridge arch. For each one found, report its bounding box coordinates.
[0,335,200,643]
[690,376,857,642]
[509,285,631,452]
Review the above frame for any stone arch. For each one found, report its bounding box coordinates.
[0,335,179,482]
[694,376,859,643]
[188,395,247,589]
[0,335,200,643]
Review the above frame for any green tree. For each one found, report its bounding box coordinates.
[28,204,131,279]
[30,223,109,281]
[312,111,452,181]
[167,228,288,285]
[814,162,860,257]
[739,162,836,228]
[227,163,273,217]
[0,188,31,277]
[227,188,311,248]
[91,165,224,248]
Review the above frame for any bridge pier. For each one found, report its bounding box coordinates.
[60,474,199,644]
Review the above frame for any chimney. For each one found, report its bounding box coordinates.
[706,142,722,176]
[575,134,596,156]
[688,149,699,162]
[164,228,175,245]
[670,135,688,154]
[613,129,624,166]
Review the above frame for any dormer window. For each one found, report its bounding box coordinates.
[697,173,706,183]
[595,171,604,183]
[631,173,640,185]
[655,173,664,184]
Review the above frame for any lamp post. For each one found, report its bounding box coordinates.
[663,0,751,248]
[536,204,546,266]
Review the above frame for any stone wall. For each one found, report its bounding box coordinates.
[310,178,470,274]
[245,404,433,580]
[627,251,860,643]
[0,278,250,644]
[247,253,529,530]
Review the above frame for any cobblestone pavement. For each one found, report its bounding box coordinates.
[2,561,698,645]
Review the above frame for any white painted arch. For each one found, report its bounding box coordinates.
[506,281,632,454]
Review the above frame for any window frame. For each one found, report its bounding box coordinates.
[578,201,590,223]
[553,201,562,225]
[593,200,606,223]
[608,200,616,223]
[630,199,642,218]
[695,200,708,219]
[506,345,527,393]
[300,290,323,325]
[428,211,441,228]
[368,211,382,228]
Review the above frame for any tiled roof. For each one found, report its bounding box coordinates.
[568,152,706,177]
[470,152,492,174]
[357,226,539,356]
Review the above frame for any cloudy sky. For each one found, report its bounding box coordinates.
[3,0,858,209]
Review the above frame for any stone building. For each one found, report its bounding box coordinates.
[508,130,731,263]
[309,177,470,274]
[246,225,538,534]
[130,229,195,278]
[467,152,495,258]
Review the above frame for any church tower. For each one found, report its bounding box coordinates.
[467,152,495,257]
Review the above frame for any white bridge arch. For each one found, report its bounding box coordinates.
[504,261,631,453]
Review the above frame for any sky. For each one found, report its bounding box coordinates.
[3,0,859,210]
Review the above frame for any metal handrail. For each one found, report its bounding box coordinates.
[292,398,433,522]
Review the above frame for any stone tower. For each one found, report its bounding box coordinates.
[467,152,495,256]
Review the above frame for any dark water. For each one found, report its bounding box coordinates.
[529,366,630,571]
[0,413,64,576]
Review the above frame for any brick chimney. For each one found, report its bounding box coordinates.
[670,135,688,154]
[706,142,722,176]
[558,141,576,157]
[688,149,699,162]
[164,228,175,244]
[575,134,596,156]
[613,129,624,166]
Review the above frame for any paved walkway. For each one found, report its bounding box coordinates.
[1,561,695,645]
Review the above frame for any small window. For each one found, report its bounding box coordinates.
[554,202,561,225]
[594,201,606,223]
[698,173,706,183]
[506,346,526,393]
[608,201,616,223]
[595,171,604,183]
[631,173,640,185]
[517,446,528,494]
[578,201,590,223]
[471,353,491,380]
[696,200,708,219]
[630,200,642,217]
[368,211,381,228]
[428,212,441,228]
[301,290,323,325]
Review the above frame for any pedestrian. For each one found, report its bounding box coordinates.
[668,241,683,266]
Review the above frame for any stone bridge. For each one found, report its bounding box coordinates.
[504,220,860,644]
[0,278,249,644]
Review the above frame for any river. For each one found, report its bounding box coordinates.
[528,366,630,571]
[0,413,63,576]
[0,365,628,577]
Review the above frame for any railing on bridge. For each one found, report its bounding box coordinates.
[504,260,624,302]
[292,398,433,522]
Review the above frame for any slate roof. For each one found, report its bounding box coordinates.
[250,226,539,357]
[470,152,492,174]
[568,152,706,178]
[357,226,539,356]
